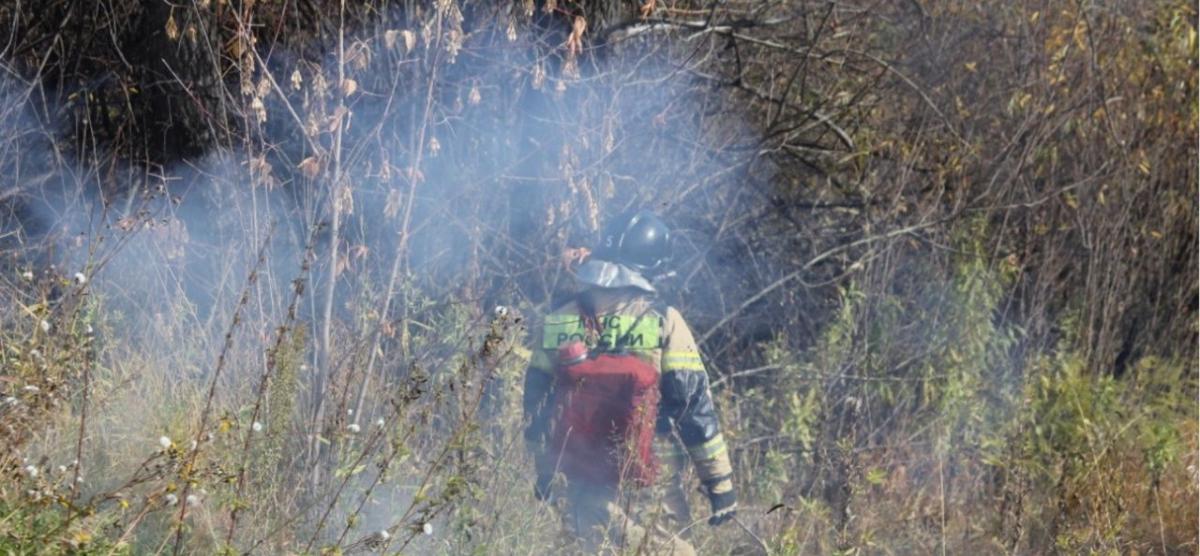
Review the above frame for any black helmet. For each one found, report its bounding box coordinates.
[594,210,671,274]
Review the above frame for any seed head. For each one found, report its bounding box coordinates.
[158,436,172,450]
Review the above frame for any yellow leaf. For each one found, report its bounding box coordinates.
[964,61,977,72]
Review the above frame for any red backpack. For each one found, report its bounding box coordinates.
[548,335,661,488]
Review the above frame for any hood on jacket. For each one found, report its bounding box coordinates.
[573,259,656,293]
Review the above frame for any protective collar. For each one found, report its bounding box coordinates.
[574,259,656,293]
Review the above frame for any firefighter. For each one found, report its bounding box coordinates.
[523,210,737,555]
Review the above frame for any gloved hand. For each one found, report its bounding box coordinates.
[707,487,738,526]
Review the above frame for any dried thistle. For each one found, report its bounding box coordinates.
[250,97,267,124]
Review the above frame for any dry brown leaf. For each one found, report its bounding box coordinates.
[563,247,591,269]
[639,0,656,18]
[165,12,179,41]
[566,16,586,57]
[335,253,348,277]
[298,156,321,179]
[326,106,349,133]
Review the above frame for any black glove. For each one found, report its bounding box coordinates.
[534,472,553,501]
[707,488,738,526]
